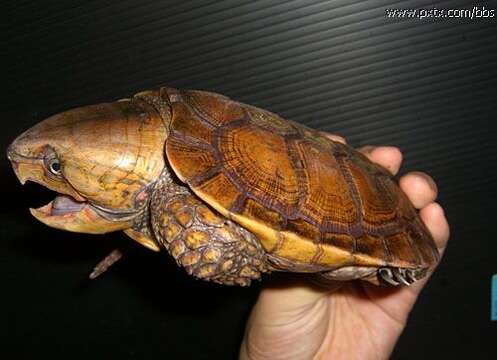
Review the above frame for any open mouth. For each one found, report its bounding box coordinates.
[20,180,132,234]
[24,179,102,233]
[32,193,88,217]
[16,173,91,221]
[9,156,136,234]
[8,157,92,221]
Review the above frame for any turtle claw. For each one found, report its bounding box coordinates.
[378,268,400,286]
[393,268,412,286]
[405,269,418,284]
[379,267,418,286]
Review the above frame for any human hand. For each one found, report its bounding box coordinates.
[239,135,450,360]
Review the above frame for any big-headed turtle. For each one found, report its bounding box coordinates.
[7,87,439,286]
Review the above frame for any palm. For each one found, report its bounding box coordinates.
[240,141,450,360]
[318,281,421,358]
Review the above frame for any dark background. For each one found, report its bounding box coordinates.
[2,1,496,358]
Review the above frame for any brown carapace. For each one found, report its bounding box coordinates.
[7,87,439,287]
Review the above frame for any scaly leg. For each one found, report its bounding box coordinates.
[150,173,268,286]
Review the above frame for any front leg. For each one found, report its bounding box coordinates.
[150,179,268,286]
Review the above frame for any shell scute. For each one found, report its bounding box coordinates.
[242,198,285,231]
[384,233,419,266]
[355,234,390,261]
[294,139,358,226]
[347,158,398,225]
[170,102,215,145]
[218,123,300,215]
[183,90,245,126]
[164,88,439,271]
[166,135,217,183]
[322,233,355,253]
[286,218,321,242]
[194,172,243,211]
[245,107,298,136]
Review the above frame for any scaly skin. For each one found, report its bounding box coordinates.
[150,166,268,286]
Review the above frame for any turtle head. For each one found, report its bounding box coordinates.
[7,100,167,234]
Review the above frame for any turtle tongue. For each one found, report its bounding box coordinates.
[51,195,86,216]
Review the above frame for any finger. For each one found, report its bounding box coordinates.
[401,201,450,297]
[359,145,403,176]
[363,201,450,313]
[419,202,450,254]
[319,131,347,144]
[399,172,438,209]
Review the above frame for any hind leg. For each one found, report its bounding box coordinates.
[150,181,268,286]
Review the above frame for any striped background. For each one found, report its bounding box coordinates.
[2,1,497,358]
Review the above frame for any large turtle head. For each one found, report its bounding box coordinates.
[7,100,167,234]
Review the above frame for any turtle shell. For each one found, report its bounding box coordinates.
[164,89,439,272]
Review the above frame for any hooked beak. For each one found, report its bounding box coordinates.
[7,144,132,234]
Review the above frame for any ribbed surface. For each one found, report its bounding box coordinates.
[2,1,497,359]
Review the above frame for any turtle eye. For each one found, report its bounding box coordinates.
[44,150,62,177]
[49,158,61,175]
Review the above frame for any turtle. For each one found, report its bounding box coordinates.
[7,87,439,287]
